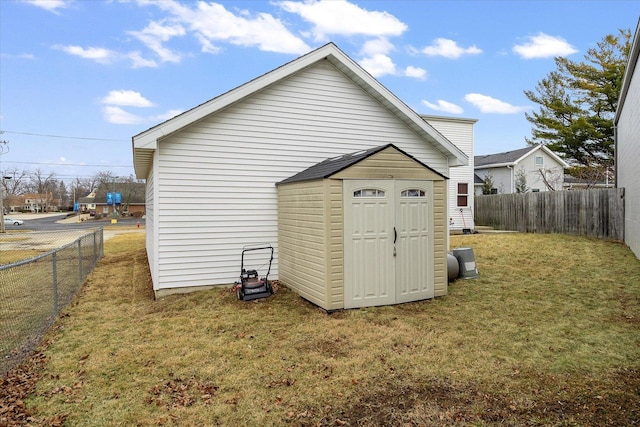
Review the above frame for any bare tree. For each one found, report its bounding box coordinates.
[537,168,564,191]
[28,169,57,194]
[1,168,28,196]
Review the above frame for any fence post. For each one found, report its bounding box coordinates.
[52,251,59,315]
[93,229,98,267]
[78,239,83,284]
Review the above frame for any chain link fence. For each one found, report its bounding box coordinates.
[0,228,104,375]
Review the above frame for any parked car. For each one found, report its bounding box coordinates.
[4,218,24,225]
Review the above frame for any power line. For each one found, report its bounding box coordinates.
[4,160,132,168]
[0,130,128,142]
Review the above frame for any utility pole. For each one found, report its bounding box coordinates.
[0,140,10,233]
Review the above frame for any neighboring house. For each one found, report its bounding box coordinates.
[614,18,640,259]
[94,183,146,218]
[563,174,612,190]
[474,145,569,195]
[95,202,146,218]
[22,193,60,213]
[78,192,96,215]
[421,115,477,232]
[132,42,468,302]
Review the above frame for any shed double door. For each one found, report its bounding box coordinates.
[344,180,434,309]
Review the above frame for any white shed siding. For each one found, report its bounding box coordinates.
[423,116,476,230]
[154,60,450,291]
[617,51,640,259]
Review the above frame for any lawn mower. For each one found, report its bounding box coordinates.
[234,244,274,301]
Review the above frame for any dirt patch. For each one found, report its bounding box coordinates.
[308,370,640,426]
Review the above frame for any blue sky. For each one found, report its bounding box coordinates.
[1,0,638,183]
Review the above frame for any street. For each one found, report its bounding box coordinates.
[3,212,145,232]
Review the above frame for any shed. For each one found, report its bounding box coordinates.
[277,144,447,310]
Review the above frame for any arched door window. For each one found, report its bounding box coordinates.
[400,189,426,198]
[353,189,386,197]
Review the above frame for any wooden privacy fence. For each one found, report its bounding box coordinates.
[475,188,625,240]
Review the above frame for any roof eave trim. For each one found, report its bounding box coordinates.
[474,162,516,169]
[132,43,343,148]
[615,18,640,124]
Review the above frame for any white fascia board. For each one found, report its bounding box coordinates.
[615,18,640,124]
[513,145,540,165]
[540,145,570,168]
[474,162,515,169]
[512,145,569,169]
[133,44,345,149]
[420,114,479,125]
[132,42,468,166]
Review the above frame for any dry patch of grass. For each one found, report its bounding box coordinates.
[0,249,46,265]
[4,232,640,425]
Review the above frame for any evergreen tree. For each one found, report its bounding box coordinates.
[481,173,495,195]
[515,169,528,193]
[524,29,631,172]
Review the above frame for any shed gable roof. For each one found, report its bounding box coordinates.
[474,145,569,169]
[132,42,467,178]
[277,143,447,185]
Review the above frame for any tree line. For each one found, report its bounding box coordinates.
[1,168,145,211]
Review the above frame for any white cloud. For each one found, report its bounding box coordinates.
[278,0,407,41]
[513,33,578,59]
[359,54,396,78]
[102,105,184,125]
[464,93,529,114]
[103,106,146,125]
[128,20,185,64]
[23,0,72,14]
[154,109,183,122]
[421,99,463,114]
[127,51,158,68]
[54,45,116,64]
[404,66,427,80]
[360,38,394,57]
[101,90,155,108]
[143,0,310,55]
[422,38,482,59]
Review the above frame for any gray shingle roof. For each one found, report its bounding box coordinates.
[474,146,535,167]
[277,144,446,185]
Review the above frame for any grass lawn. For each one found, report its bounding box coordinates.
[3,232,640,426]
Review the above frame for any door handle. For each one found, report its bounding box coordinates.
[393,227,397,244]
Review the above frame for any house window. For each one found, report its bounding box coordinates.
[457,183,469,207]
[535,156,544,168]
[353,189,385,197]
[401,189,425,197]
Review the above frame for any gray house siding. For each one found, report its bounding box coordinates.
[616,19,640,259]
